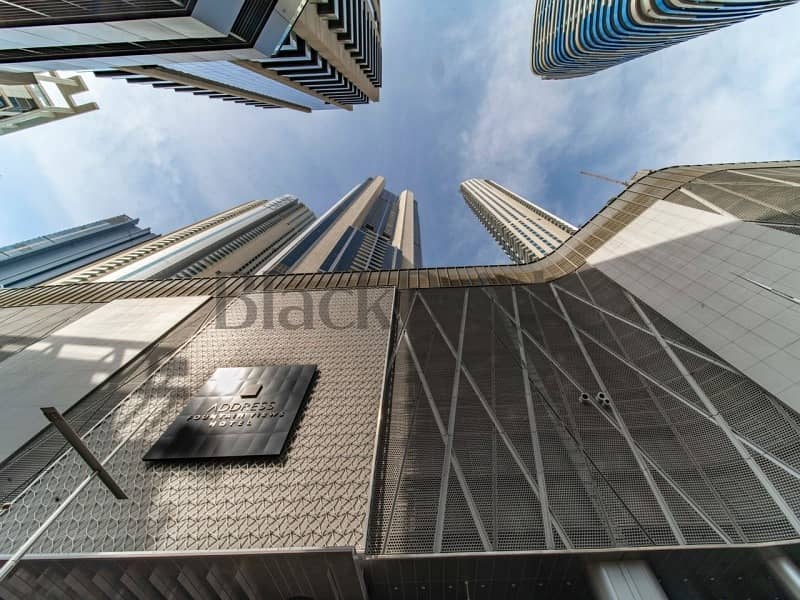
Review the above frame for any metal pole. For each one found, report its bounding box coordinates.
[588,561,669,600]
[40,407,127,499]
[579,171,630,187]
[0,471,97,582]
[766,553,800,600]
[434,290,469,552]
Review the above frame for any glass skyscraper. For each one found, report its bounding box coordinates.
[262,176,421,274]
[49,197,315,285]
[461,178,577,263]
[0,214,155,288]
[531,0,798,79]
[0,1,382,112]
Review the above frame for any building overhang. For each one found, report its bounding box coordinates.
[2,540,798,598]
[2,160,798,308]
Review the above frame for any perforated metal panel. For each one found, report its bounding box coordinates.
[368,271,800,554]
[0,289,393,555]
[682,167,800,227]
[362,545,798,600]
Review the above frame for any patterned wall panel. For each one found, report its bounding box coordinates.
[0,288,393,555]
[0,550,366,600]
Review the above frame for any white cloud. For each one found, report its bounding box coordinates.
[1,0,798,268]
[459,0,800,223]
[0,72,326,240]
[3,74,191,236]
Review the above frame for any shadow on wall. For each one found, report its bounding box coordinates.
[0,288,393,559]
[586,197,800,402]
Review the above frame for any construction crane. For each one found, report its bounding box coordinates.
[579,171,629,186]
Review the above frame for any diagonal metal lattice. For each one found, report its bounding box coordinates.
[368,270,800,554]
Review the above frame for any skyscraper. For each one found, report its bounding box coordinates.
[0,72,97,135]
[461,178,576,262]
[531,0,798,79]
[0,1,381,112]
[3,161,800,598]
[262,176,421,274]
[49,196,315,285]
[0,214,155,288]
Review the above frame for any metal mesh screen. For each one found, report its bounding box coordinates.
[368,270,800,554]
[685,169,800,226]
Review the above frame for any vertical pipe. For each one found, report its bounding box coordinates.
[766,553,800,600]
[588,561,669,600]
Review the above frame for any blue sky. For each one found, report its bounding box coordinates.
[1,1,799,267]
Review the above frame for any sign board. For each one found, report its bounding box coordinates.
[143,365,316,461]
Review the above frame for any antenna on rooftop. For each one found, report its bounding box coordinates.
[579,171,629,187]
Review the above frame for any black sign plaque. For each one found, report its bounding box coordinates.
[143,365,316,461]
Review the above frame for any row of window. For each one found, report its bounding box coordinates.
[463,188,554,259]
[60,201,267,284]
[171,202,311,278]
[463,182,564,255]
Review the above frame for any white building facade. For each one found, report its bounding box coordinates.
[461,178,577,263]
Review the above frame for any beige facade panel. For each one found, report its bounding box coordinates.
[0,296,208,463]
[293,2,379,102]
[393,190,417,269]
[291,176,386,273]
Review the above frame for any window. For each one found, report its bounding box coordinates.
[7,97,37,113]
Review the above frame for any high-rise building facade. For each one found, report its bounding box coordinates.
[462,178,576,262]
[0,71,97,135]
[49,196,315,285]
[0,214,155,288]
[0,1,381,112]
[262,176,421,274]
[531,0,798,79]
[3,161,800,598]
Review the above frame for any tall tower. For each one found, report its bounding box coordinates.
[531,0,797,79]
[0,72,98,136]
[0,215,155,288]
[262,176,421,274]
[461,178,576,263]
[49,197,315,284]
[0,1,381,112]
